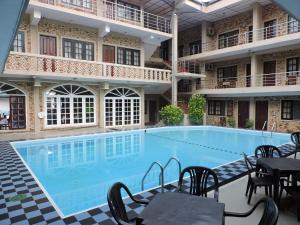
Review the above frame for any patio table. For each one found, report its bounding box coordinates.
[256,158,300,205]
[140,192,225,225]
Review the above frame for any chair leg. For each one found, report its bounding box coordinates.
[254,186,257,194]
[298,201,300,222]
[248,184,254,204]
[295,152,297,159]
[269,185,272,198]
[245,180,250,196]
[265,186,268,196]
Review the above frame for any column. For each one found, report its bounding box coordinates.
[251,54,262,87]
[33,80,41,132]
[99,85,106,128]
[249,97,255,123]
[30,25,38,54]
[171,12,178,105]
[139,88,145,128]
[253,3,263,42]
[201,21,208,52]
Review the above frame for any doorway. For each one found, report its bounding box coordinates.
[238,101,250,128]
[263,61,276,86]
[149,100,157,125]
[255,101,268,130]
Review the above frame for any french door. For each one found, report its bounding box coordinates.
[263,61,276,86]
[9,96,26,129]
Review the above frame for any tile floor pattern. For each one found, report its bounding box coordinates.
[0,141,296,225]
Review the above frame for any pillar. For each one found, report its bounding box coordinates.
[33,80,41,132]
[253,3,263,41]
[99,84,107,128]
[249,97,255,123]
[139,88,145,128]
[30,25,38,54]
[171,12,178,105]
[251,54,262,87]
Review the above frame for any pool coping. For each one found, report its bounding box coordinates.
[0,128,297,224]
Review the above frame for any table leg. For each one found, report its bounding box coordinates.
[273,169,280,205]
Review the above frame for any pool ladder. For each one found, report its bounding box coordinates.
[141,157,182,193]
[261,121,276,137]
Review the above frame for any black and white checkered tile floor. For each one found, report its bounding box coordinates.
[0,141,296,225]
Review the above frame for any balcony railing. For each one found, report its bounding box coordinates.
[35,0,171,33]
[5,52,171,82]
[177,60,202,75]
[181,20,300,57]
[199,71,300,90]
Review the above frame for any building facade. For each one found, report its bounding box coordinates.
[1,0,300,134]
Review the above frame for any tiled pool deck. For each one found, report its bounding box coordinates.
[0,140,296,225]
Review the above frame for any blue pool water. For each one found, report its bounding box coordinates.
[12,126,290,217]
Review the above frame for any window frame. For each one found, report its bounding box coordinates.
[45,85,96,128]
[62,38,95,61]
[117,47,140,66]
[208,100,225,116]
[281,100,293,120]
[11,31,25,52]
[288,15,300,34]
[218,30,239,49]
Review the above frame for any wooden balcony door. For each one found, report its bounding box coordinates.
[255,101,268,130]
[238,101,249,128]
[40,35,57,56]
[263,61,276,86]
[149,100,157,125]
[103,45,115,63]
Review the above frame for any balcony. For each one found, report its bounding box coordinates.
[177,60,205,78]
[198,72,300,97]
[33,0,171,34]
[180,20,300,60]
[4,52,172,84]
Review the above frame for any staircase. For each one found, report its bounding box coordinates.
[161,88,172,103]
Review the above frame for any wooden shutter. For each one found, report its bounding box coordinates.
[40,35,57,56]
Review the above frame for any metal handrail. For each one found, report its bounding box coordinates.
[270,122,277,137]
[141,161,164,193]
[159,157,181,185]
[261,121,267,135]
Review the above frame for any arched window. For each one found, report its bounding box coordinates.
[104,88,140,127]
[45,84,95,127]
[0,82,26,129]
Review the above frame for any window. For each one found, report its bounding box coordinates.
[62,0,92,9]
[246,63,251,87]
[189,40,201,55]
[11,31,25,52]
[227,101,234,116]
[45,84,96,127]
[218,30,239,49]
[281,100,300,120]
[248,26,253,43]
[208,100,225,116]
[117,47,140,66]
[62,39,94,61]
[264,19,277,39]
[288,16,300,34]
[287,57,300,85]
[217,65,238,82]
[117,0,140,22]
[104,88,141,127]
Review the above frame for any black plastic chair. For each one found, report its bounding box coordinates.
[225,197,279,225]
[280,174,300,221]
[243,153,273,204]
[255,145,282,158]
[291,132,300,159]
[107,182,148,225]
[178,166,219,201]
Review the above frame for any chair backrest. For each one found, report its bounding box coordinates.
[178,166,219,199]
[291,132,300,146]
[107,182,134,224]
[255,145,282,158]
[243,153,254,178]
[257,197,279,225]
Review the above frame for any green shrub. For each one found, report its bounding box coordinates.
[188,94,206,125]
[245,119,254,129]
[160,105,184,126]
[227,116,235,128]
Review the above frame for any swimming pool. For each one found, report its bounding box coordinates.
[12,126,290,217]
